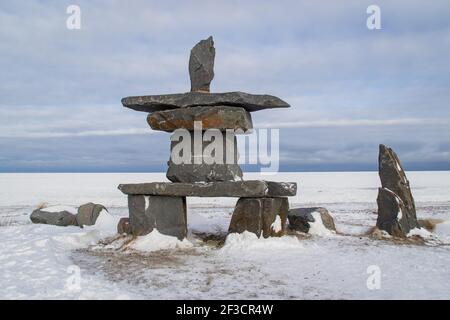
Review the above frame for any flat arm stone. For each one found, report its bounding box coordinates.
[121,91,290,113]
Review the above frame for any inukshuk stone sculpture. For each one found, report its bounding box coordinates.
[118,36,297,240]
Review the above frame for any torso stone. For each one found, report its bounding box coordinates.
[147,106,253,132]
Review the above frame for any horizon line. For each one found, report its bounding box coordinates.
[2,169,450,174]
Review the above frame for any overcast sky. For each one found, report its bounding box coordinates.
[1,0,449,172]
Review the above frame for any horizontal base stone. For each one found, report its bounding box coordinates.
[147,106,253,132]
[118,180,297,198]
[128,195,187,240]
[229,197,289,238]
[121,91,290,113]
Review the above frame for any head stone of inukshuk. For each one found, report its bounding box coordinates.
[189,36,215,93]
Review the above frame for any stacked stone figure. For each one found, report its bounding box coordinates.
[118,36,297,240]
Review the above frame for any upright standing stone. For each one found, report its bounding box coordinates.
[376,144,419,237]
[128,195,187,240]
[229,197,289,238]
[189,36,215,92]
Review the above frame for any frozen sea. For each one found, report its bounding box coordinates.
[0,172,449,299]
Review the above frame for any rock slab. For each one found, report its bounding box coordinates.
[118,180,297,198]
[228,197,289,238]
[189,36,215,92]
[121,91,290,113]
[30,209,78,227]
[147,106,253,132]
[287,207,336,233]
[128,195,187,240]
[76,202,107,226]
[376,144,419,237]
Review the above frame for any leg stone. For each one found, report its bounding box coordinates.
[128,195,187,240]
[228,197,289,238]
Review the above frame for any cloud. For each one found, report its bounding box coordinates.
[0,128,153,139]
[0,0,449,171]
[257,118,450,129]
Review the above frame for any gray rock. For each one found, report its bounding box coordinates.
[118,180,297,198]
[166,131,242,182]
[121,91,290,113]
[30,209,78,227]
[228,197,289,238]
[117,217,131,234]
[376,188,410,237]
[128,195,187,240]
[76,202,107,226]
[167,163,243,183]
[287,208,314,233]
[189,36,215,92]
[287,207,336,233]
[319,209,336,231]
[147,106,253,132]
[376,144,419,237]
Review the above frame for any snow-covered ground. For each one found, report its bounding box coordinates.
[0,172,449,299]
